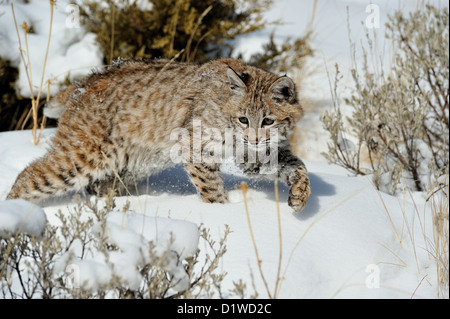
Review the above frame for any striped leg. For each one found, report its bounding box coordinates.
[277,148,311,212]
[7,150,104,203]
[184,163,228,204]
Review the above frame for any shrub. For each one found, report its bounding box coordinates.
[247,31,313,74]
[80,0,273,63]
[0,195,236,299]
[0,57,23,131]
[321,4,449,194]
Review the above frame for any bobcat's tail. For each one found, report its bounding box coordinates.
[43,85,76,119]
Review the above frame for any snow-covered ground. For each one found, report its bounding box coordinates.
[0,129,443,298]
[0,0,448,299]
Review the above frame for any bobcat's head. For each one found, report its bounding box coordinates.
[224,63,303,148]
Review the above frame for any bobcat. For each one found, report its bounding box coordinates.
[7,58,311,212]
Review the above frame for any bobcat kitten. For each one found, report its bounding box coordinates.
[7,58,311,212]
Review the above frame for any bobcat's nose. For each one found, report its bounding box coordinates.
[248,138,259,145]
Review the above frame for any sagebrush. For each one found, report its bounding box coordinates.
[80,0,272,63]
[322,4,449,194]
[0,195,240,299]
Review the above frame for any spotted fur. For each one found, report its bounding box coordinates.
[7,58,310,212]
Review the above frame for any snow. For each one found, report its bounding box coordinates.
[0,0,447,299]
[0,199,46,238]
[0,129,442,298]
[0,0,103,97]
[53,211,199,292]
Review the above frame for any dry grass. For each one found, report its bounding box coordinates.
[240,181,273,298]
[369,172,449,298]
[241,180,366,298]
[427,174,449,298]
[240,181,284,299]
[11,1,55,145]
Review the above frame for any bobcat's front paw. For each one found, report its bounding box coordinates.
[288,175,311,212]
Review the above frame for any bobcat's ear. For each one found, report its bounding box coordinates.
[269,76,296,103]
[227,68,247,91]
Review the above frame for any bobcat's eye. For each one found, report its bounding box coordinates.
[262,118,275,126]
[238,117,249,125]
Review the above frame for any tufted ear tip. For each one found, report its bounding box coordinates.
[227,68,247,91]
[270,76,296,103]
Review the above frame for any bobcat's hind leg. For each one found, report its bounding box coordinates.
[7,151,92,203]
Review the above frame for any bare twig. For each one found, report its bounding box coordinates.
[273,180,283,298]
[11,0,54,145]
[241,182,273,298]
